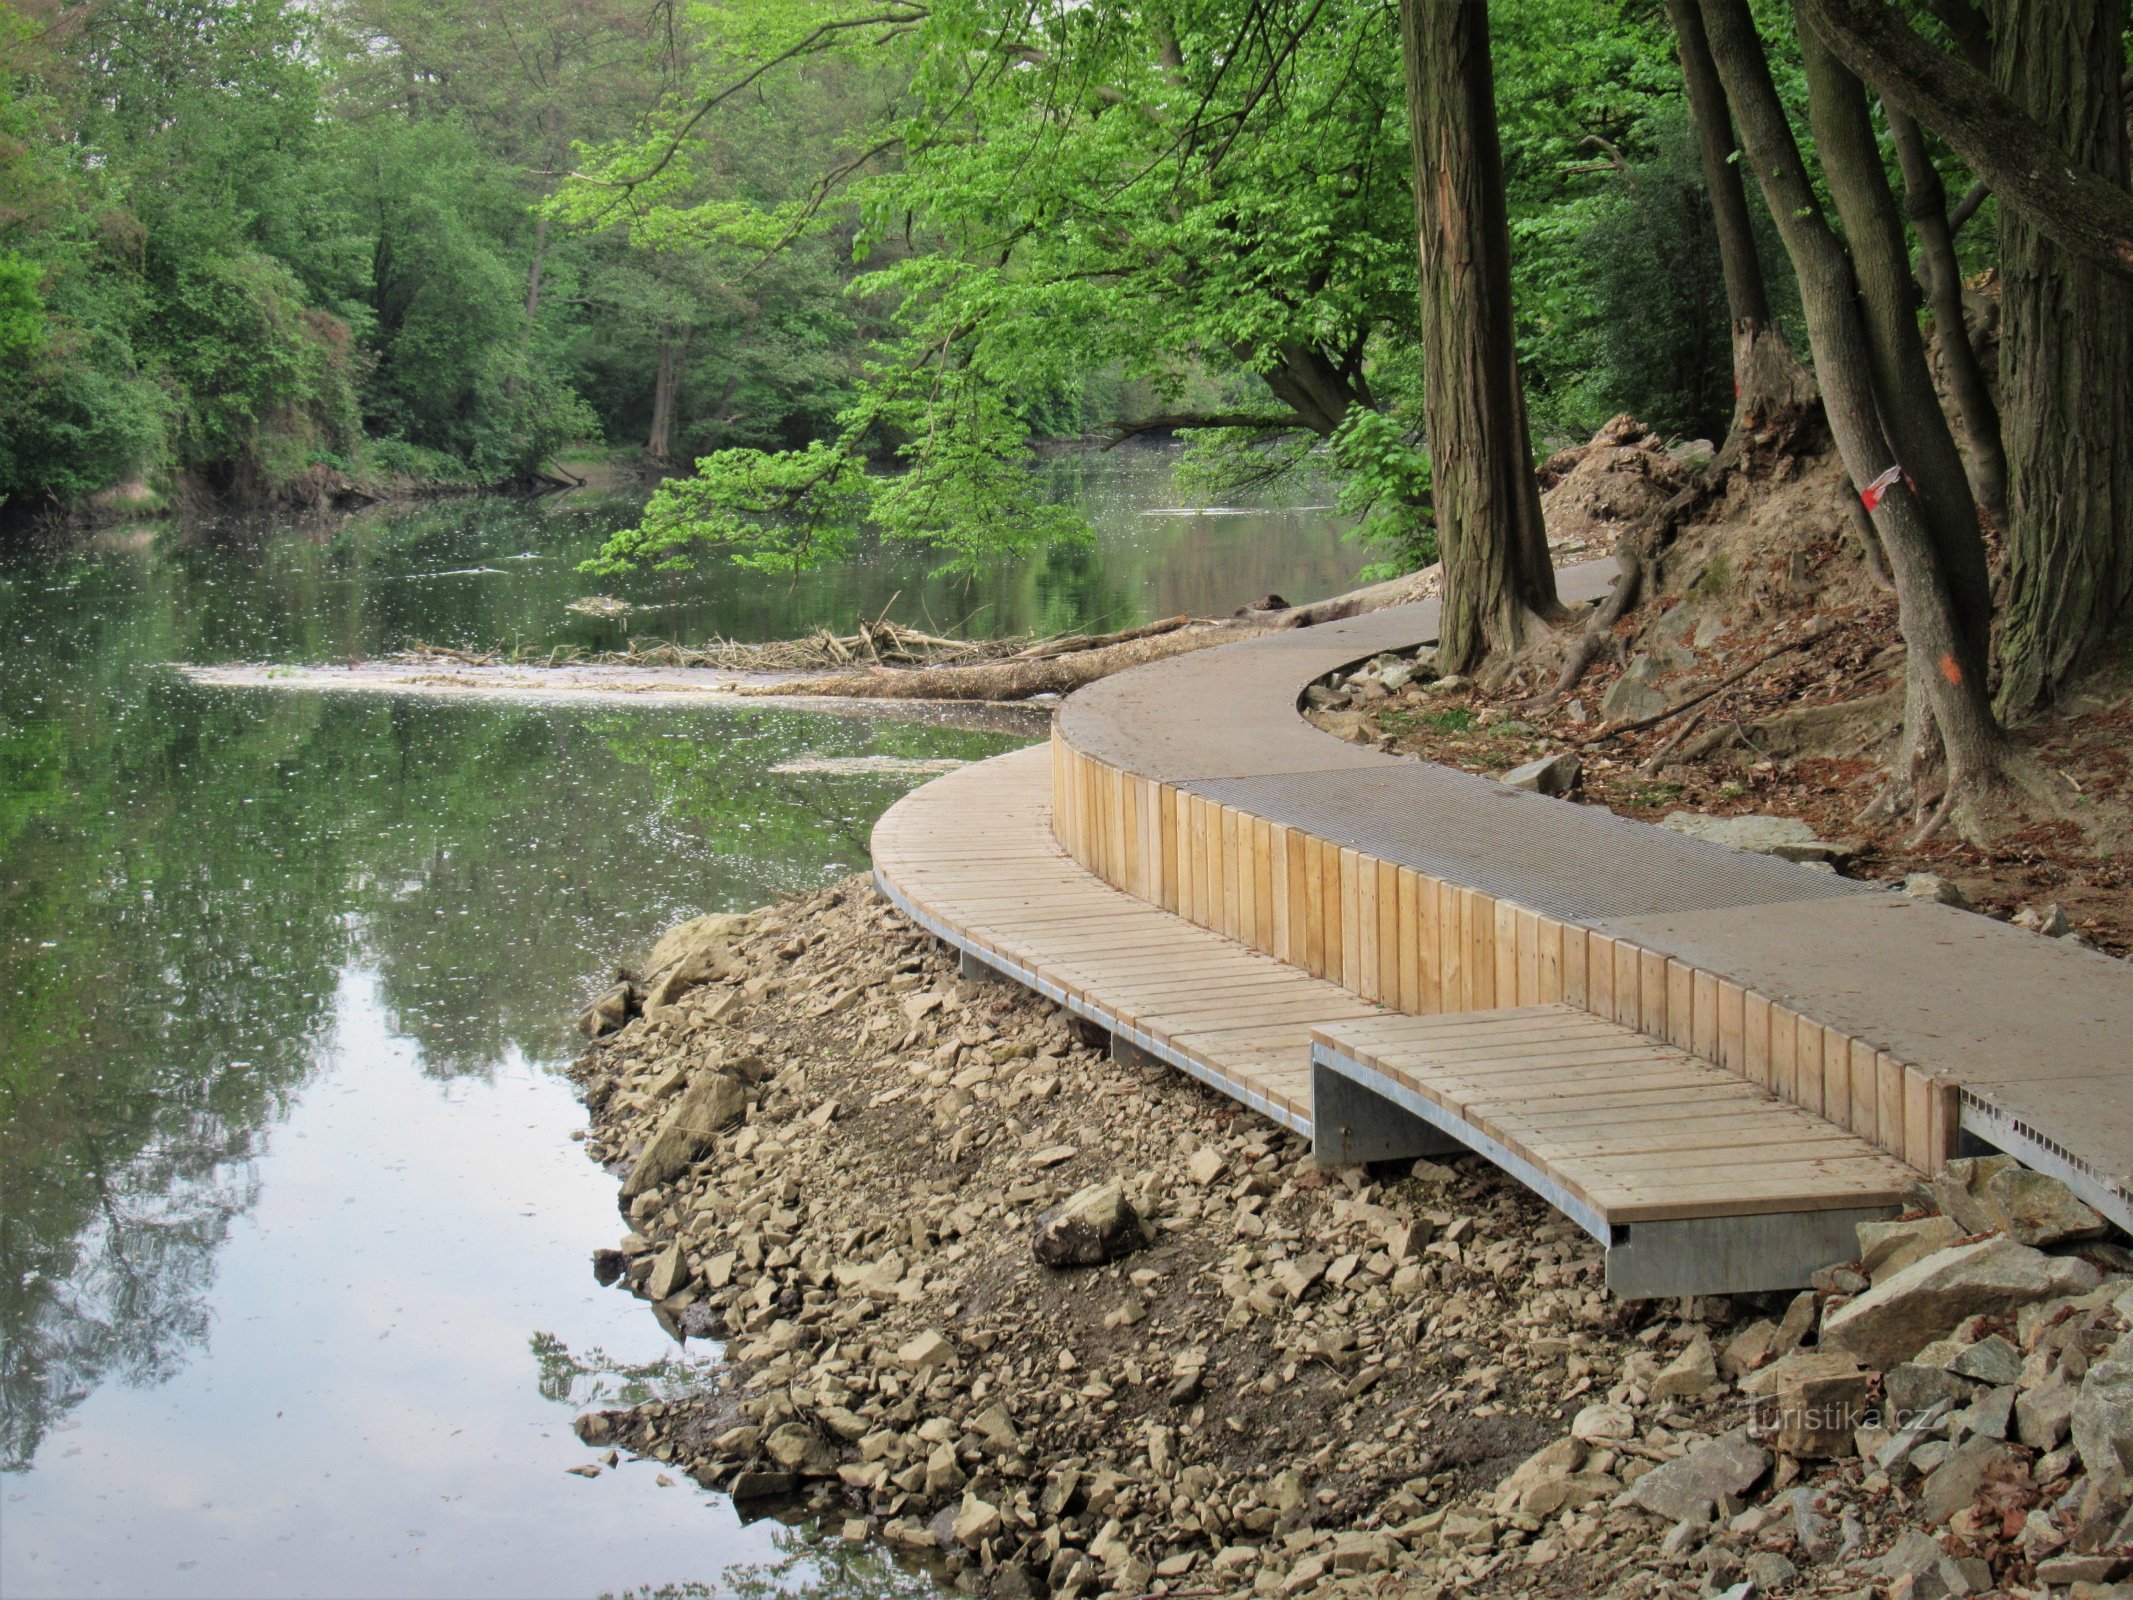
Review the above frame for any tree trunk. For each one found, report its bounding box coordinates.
[1796,8,1993,662]
[1699,0,2004,827]
[1665,0,1816,429]
[1399,0,1560,675]
[648,329,692,465]
[1887,106,2008,523]
[1991,0,2133,714]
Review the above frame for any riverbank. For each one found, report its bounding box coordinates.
[568,879,2133,1600]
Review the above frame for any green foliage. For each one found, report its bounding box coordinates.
[591,440,871,575]
[1329,406,1438,580]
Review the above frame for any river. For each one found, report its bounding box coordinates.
[0,447,1360,1599]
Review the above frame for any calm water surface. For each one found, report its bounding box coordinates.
[0,449,1359,1598]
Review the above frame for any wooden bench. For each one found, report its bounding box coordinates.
[1311,1005,1913,1297]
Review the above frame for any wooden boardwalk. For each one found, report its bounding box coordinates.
[874,747,1914,1294]
[873,746,1382,1132]
[873,568,2133,1290]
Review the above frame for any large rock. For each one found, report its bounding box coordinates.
[621,1070,748,1199]
[641,912,750,1008]
[1858,1216,1965,1284]
[1501,752,1580,797]
[1742,1351,1871,1458]
[1930,1153,2106,1245]
[1624,1429,1770,1523]
[1919,1436,2018,1525]
[2072,1358,2133,1498]
[1032,1179,1151,1268]
[1821,1236,2100,1369]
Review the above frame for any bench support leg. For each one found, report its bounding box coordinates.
[1604,1205,1898,1300]
[1311,1058,1464,1168]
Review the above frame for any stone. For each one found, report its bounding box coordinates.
[1964,1385,2016,1441]
[1658,810,1845,863]
[1492,1437,1582,1516]
[2072,1358,2133,1497]
[2017,1371,2078,1450]
[1981,1164,2109,1247]
[952,1494,1003,1546]
[578,981,636,1037]
[621,1070,748,1199]
[1501,752,1580,797]
[764,1422,836,1477]
[1743,1552,1798,1594]
[1858,1216,1965,1284]
[2014,902,2073,937]
[1651,1333,1719,1399]
[1771,1290,1818,1358]
[1878,1528,1975,1598]
[1886,1363,1979,1425]
[1624,1429,1770,1523]
[1742,1351,1871,1458]
[1921,1437,2019,1526]
[1821,1235,2100,1369]
[644,911,750,978]
[897,1330,954,1372]
[1720,1319,1778,1380]
[1902,873,1969,907]
[1032,1179,1150,1267]
[645,1241,690,1302]
[1186,1147,1225,1186]
[1601,658,1673,723]
[1948,1334,2022,1386]
[1571,1402,1635,1444]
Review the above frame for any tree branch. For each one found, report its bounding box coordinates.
[1801,0,2133,281]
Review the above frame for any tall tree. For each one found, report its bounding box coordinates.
[1399,0,1560,672]
[1988,0,2133,711]
[1698,0,2005,832]
[1802,0,2133,712]
[1663,0,1813,433]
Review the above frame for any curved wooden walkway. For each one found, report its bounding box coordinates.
[873,571,2133,1293]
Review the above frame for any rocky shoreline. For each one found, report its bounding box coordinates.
[567,879,2133,1600]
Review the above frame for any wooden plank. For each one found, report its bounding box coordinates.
[1876,1050,1906,1161]
[1296,832,1313,972]
[1494,899,1520,1006]
[1467,887,1497,1009]
[1535,916,1564,1005]
[1339,846,1363,993]
[1222,804,1244,943]
[1849,1036,1880,1144]
[1253,817,1276,958]
[1742,990,1770,1087]
[1561,924,1589,1010]
[1693,969,1721,1062]
[1355,849,1380,1002]
[1321,836,1346,984]
[1397,868,1424,1015]
[1587,932,1616,1022]
[1378,858,1402,1006]
[1268,822,1291,963]
[1666,959,1695,1051]
[1715,980,1745,1078]
[1641,947,1670,1039]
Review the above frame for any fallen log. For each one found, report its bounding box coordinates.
[735,567,1440,702]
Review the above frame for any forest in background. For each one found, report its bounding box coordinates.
[2,0,1825,533]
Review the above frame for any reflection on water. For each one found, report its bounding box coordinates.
[0,449,1359,1598]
